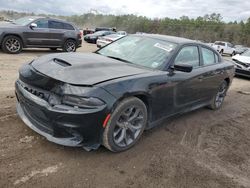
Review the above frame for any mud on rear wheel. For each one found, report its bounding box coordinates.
[208,80,228,110]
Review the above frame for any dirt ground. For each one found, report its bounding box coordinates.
[0,42,250,188]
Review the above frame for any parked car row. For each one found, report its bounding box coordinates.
[84,30,127,44]
[0,16,82,54]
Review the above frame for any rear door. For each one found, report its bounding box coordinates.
[24,19,50,46]
[48,20,67,46]
[198,46,225,100]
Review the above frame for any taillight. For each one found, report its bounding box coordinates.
[78,32,82,38]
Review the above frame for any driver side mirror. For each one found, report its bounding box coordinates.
[174,64,193,73]
[30,23,37,29]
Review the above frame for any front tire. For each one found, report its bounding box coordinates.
[208,80,228,110]
[103,97,148,152]
[2,35,23,54]
[63,39,76,52]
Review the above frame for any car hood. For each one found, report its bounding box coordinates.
[233,55,250,64]
[31,52,151,86]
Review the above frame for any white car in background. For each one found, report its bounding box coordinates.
[232,49,250,78]
[96,33,126,48]
[212,41,236,56]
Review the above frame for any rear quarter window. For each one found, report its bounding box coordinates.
[49,21,64,29]
[201,47,216,66]
[63,23,74,30]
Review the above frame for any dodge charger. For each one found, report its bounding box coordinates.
[15,34,235,152]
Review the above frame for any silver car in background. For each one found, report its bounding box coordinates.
[97,32,127,48]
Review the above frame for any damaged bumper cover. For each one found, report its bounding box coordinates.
[15,80,108,151]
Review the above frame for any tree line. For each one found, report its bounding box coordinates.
[1,10,250,46]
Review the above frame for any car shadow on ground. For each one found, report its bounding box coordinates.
[0,48,63,55]
[235,75,250,81]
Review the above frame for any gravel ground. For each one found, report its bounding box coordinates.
[0,42,250,188]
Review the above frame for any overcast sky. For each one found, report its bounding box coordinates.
[0,0,249,22]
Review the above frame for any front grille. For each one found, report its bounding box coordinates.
[17,80,50,101]
[233,59,250,68]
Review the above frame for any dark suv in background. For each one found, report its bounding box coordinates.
[0,16,82,54]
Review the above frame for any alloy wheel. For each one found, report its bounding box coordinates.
[215,82,227,108]
[65,41,76,52]
[113,106,144,147]
[5,38,21,53]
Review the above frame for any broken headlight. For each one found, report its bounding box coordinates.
[62,95,105,109]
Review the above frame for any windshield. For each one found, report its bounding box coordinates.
[13,17,35,26]
[242,49,250,57]
[97,35,177,69]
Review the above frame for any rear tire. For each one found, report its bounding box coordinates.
[2,35,23,54]
[103,97,147,152]
[63,39,76,52]
[208,80,228,110]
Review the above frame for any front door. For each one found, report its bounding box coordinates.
[170,45,205,113]
[24,19,50,46]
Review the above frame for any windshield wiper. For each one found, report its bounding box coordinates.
[106,55,132,64]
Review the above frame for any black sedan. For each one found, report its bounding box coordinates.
[84,30,116,43]
[15,34,235,152]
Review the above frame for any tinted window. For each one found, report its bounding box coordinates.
[35,19,48,28]
[214,42,226,46]
[49,21,64,29]
[175,46,200,67]
[228,43,234,48]
[201,47,215,65]
[64,23,74,30]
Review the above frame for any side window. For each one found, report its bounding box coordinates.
[34,19,48,28]
[175,46,200,67]
[49,21,64,29]
[63,23,74,30]
[228,43,234,48]
[201,47,216,66]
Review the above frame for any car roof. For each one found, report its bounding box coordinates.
[135,33,196,44]
[27,16,71,24]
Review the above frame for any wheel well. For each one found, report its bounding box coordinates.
[112,94,151,121]
[134,94,152,121]
[65,38,76,42]
[134,94,149,108]
[3,34,23,45]
[224,78,230,85]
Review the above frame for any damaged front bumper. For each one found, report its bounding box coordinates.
[15,80,107,151]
